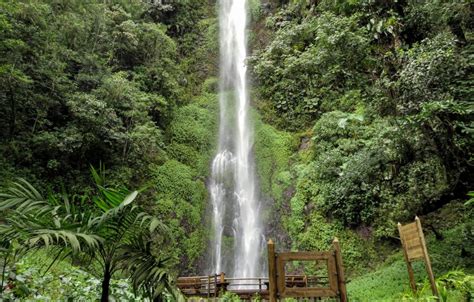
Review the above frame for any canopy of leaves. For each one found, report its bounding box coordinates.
[0,0,181,189]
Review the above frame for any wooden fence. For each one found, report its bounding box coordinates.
[177,238,348,301]
[267,238,347,301]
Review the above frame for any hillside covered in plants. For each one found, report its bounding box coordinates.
[0,0,473,301]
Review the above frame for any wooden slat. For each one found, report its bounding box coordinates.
[407,248,424,260]
[282,288,338,298]
[402,230,421,241]
[400,222,418,234]
[405,238,421,248]
[406,246,422,256]
[401,226,420,236]
[406,244,423,254]
[278,251,332,261]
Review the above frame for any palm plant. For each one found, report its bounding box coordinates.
[119,234,178,301]
[0,178,102,252]
[0,169,175,301]
[86,167,174,301]
[0,178,102,296]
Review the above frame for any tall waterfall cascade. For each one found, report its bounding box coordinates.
[209,0,264,279]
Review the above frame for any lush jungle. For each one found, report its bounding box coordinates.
[0,0,472,301]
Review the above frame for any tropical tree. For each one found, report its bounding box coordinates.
[87,167,175,301]
[0,169,175,301]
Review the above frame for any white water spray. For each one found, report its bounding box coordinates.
[209,0,263,280]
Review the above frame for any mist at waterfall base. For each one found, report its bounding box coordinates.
[208,0,265,280]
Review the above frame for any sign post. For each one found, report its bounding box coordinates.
[398,216,438,297]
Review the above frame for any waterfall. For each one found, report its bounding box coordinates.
[209,0,264,280]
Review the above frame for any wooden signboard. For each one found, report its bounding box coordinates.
[398,216,438,297]
[267,238,347,302]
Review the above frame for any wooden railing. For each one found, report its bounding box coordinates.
[177,273,270,298]
[177,273,331,299]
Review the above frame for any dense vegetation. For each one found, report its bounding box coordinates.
[1,0,472,301]
[249,0,473,300]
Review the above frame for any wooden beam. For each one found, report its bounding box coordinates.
[416,216,439,298]
[333,238,348,302]
[267,239,278,302]
[278,251,332,261]
[282,288,337,297]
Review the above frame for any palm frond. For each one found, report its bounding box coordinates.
[1,213,103,253]
[118,234,177,300]
[0,178,51,215]
[90,164,111,187]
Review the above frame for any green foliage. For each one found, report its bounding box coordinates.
[147,0,209,39]
[168,95,218,175]
[348,258,426,302]
[398,33,462,113]
[466,192,474,206]
[203,77,219,94]
[0,169,173,301]
[0,0,472,300]
[0,0,215,286]
[151,160,208,273]
[1,250,140,301]
[286,209,379,273]
[281,111,451,236]
[221,291,242,301]
[0,0,182,189]
[251,11,371,129]
[253,0,473,251]
[397,32,473,186]
[399,270,473,302]
[348,258,473,302]
[253,113,296,207]
[147,93,217,273]
[435,271,474,302]
[0,178,102,253]
[423,207,474,273]
[249,0,263,21]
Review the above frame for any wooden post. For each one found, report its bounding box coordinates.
[268,239,278,302]
[332,238,348,302]
[415,216,438,297]
[207,275,211,299]
[214,274,218,298]
[220,272,225,284]
[398,222,417,293]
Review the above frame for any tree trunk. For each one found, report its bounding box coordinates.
[101,265,111,302]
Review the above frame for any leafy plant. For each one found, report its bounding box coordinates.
[0,168,174,301]
[465,192,474,207]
